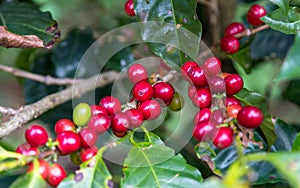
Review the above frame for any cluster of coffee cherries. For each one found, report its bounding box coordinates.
[220,4,267,54]
[124,0,135,16]
[181,57,264,149]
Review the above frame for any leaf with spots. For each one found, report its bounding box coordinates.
[121,144,202,187]
[134,0,202,67]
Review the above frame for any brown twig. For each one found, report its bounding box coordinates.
[0,64,79,86]
[234,24,270,39]
[0,70,123,138]
[0,106,17,116]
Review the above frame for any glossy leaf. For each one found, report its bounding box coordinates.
[234,88,267,114]
[10,160,47,188]
[228,43,252,74]
[0,2,59,46]
[292,132,300,151]
[259,116,276,148]
[275,32,300,81]
[58,149,112,188]
[121,144,202,187]
[134,0,202,67]
[273,119,297,151]
[261,7,300,35]
[283,79,300,106]
[269,0,289,15]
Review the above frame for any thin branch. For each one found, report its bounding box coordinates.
[234,24,270,39]
[0,70,123,139]
[0,106,17,116]
[0,64,80,85]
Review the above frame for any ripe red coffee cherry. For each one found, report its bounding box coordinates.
[90,105,108,116]
[209,77,226,94]
[193,122,217,142]
[213,127,233,149]
[111,112,130,132]
[224,22,245,36]
[124,0,135,16]
[99,96,122,115]
[192,88,212,108]
[202,57,222,76]
[211,109,224,124]
[47,163,67,187]
[153,82,175,102]
[237,106,263,128]
[80,146,98,162]
[57,132,81,154]
[226,105,242,119]
[181,61,199,80]
[138,99,161,120]
[16,143,39,156]
[79,127,98,148]
[220,36,240,54]
[127,63,148,84]
[88,115,111,134]
[125,109,144,128]
[132,80,153,102]
[224,74,244,95]
[188,84,197,99]
[193,108,211,125]
[225,96,241,106]
[55,119,76,134]
[28,159,49,179]
[247,4,267,26]
[188,66,208,87]
[25,125,48,147]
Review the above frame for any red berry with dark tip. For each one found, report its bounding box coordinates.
[55,119,76,134]
[247,4,267,26]
[188,66,208,87]
[111,112,130,132]
[193,108,211,125]
[99,96,121,115]
[224,74,244,95]
[132,80,153,102]
[127,63,148,84]
[153,82,175,102]
[80,146,98,162]
[90,105,108,116]
[124,0,135,16]
[138,99,161,120]
[237,106,263,128]
[16,143,39,156]
[226,96,241,106]
[57,132,81,154]
[88,114,111,134]
[47,163,66,187]
[225,22,246,36]
[220,36,240,54]
[25,125,48,147]
[79,127,98,148]
[213,127,233,149]
[181,61,199,80]
[113,130,127,138]
[28,159,49,179]
[192,88,211,108]
[202,57,222,76]
[193,122,217,142]
[125,109,144,128]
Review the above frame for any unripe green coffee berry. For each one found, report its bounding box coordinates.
[168,92,184,111]
[73,103,91,126]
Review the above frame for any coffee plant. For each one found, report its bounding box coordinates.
[0,0,300,187]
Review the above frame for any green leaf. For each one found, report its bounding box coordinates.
[194,142,216,159]
[275,32,300,81]
[259,116,276,148]
[283,79,300,106]
[104,47,135,71]
[269,0,289,15]
[58,149,112,188]
[234,88,267,114]
[134,0,202,67]
[0,2,60,46]
[10,160,47,188]
[292,132,300,151]
[121,144,202,187]
[261,7,300,35]
[273,119,297,151]
[228,43,252,74]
